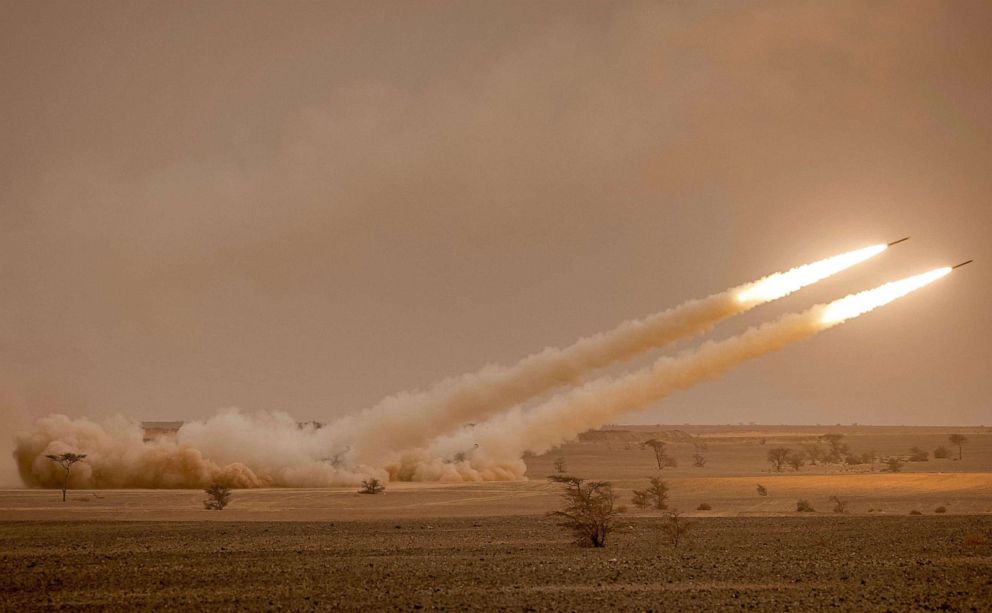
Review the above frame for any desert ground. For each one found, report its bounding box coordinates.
[2,426,990,610]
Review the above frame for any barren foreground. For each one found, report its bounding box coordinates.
[2,517,990,611]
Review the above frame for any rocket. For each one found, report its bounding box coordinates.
[952,260,973,269]
[887,236,910,247]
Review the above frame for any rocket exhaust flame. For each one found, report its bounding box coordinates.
[336,242,892,464]
[405,267,951,481]
[12,244,938,489]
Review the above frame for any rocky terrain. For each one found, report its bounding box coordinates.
[2,516,990,611]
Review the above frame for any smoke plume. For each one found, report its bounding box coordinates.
[396,268,951,480]
[11,246,909,489]
[333,244,887,465]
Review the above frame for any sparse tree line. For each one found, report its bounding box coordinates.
[765,433,969,473]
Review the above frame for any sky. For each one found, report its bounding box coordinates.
[2,0,990,463]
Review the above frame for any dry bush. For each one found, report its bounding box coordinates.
[359,478,385,494]
[786,451,806,471]
[660,510,692,548]
[962,529,990,547]
[908,447,929,462]
[756,483,768,496]
[829,495,848,514]
[553,457,567,473]
[934,506,947,514]
[692,453,706,467]
[549,476,623,548]
[696,502,712,511]
[203,483,231,510]
[796,499,815,512]
[909,509,922,515]
[884,457,904,473]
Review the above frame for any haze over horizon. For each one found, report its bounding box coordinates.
[2,0,990,472]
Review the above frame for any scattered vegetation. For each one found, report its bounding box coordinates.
[962,529,990,547]
[766,447,791,471]
[660,510,692,548]
[45,452,87,502]
[948,434,968,460]
[829,495,848,514]
[359,478,386,495]
[692,453,707,467]
[796,499,815,512]
[933,445,951,459]
[934,506,947,514]
[821,433,849,463]
[756,484,768,497]
[631,476,669,510]
[553,457,567,474]
[696,502,712,511]
[908,446,929,462]
[802,443,824,465]
[884,457,904,473]
[786,451,806,471]
[549,476,624,547]
[203,483,231,510]
[909,509,922,515]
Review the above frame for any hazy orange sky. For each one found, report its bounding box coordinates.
[2,0,990,440]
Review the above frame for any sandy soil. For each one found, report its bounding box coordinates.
[2,516,990,611]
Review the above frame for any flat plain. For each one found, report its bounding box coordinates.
[2,425,990,610]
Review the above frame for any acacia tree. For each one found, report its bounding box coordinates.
[631,476,669,510]
[641,439,670,469]
[802,443,824,465]
[549,476,623,547]
[45,453,86,502]
[553,457,567,473]
[948,434,968,460]
[766,447,791,472]
[821,433,848,463]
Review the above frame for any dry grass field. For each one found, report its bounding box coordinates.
[2,425,990,610]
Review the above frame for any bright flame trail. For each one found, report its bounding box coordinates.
[338,243,891,465]
[406,267,950,481]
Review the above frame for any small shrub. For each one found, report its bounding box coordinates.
[660,510,692,548]
[909,509,922,515]
[696,502,712,511]
[933,446,950,459]
[962,530,990,547]
[203,483,231,510]
[908,447,929,462]
[796,499,815,512]
[884,458,904,473]
[843,454,863,465]
[867,506,882,513]
[692,453,706,468]
[829,495,847,514]
[934,506,947,514]
[756,484,768,496]
[359,478,385,494]
[553,457,567,473]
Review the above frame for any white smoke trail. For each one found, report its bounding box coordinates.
[401,267,951,481]
[336,244,889,464]
[11,244,894,488]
